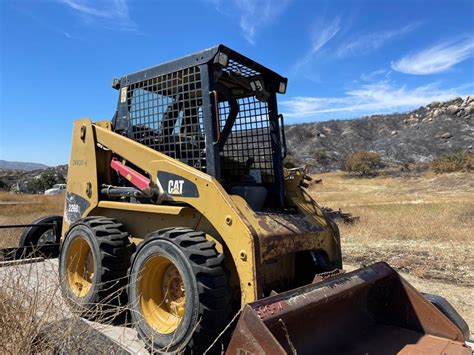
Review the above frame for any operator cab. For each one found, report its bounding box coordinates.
[112,45,288,211]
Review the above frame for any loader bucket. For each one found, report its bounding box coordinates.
[227,262,470,355]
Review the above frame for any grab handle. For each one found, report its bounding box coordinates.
[278,114,287,159]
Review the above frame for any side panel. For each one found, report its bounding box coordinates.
[62,120,99,236]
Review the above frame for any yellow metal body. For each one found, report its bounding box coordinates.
[63,119,341,305]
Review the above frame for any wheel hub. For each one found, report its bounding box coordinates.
[139,255,186,334]
[65,237,95,297]
[162,265,185,318]
[38,229,55,245]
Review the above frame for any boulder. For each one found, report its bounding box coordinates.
[447,105,460,115]
[440,132,452,139]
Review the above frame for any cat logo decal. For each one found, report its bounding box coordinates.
[158,172,199,198]
[168,180,184,195]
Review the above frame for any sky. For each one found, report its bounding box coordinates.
[0,0,473,165]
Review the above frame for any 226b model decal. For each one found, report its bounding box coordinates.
[157,171,199,198]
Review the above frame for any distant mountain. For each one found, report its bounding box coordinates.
[285,96,474,171]
[0,160,49,171]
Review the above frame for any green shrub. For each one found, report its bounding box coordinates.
[25,170,66,193]
[289,124,314,139]
[284,153,300,168]
[431,150,473,173]
[0,180,9,190]
[311,148,329,164]
[345,151,384,177]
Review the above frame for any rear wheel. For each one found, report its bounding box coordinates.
[128,228,232,353]
[19,215,62,257]
[59,217,134,317]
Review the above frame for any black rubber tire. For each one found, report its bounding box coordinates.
[128,228,232,354]
[19,215,62,258]
[19,215,62,246]
[59,217,134,318]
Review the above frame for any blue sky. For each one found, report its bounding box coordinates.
[1,0,473,165]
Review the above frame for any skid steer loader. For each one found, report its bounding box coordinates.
[44,45,469,353]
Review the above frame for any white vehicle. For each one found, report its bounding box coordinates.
[44,183,66,195]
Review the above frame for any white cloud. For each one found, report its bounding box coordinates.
[292,16,341,72]
[292,21,418,76]
[336,23,419,57]
[360,69,391,82]
[391,37,474,75]
[309,16,341,55]
[60,0,136,31]
[14,5,79,39]
[234,0,292,44]
[281,81,473,119]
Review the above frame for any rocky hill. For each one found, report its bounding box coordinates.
[285,96,474,171]
[0,160,48,171]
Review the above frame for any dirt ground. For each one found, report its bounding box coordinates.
[310,171,474,338]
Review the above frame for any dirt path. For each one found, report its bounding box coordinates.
[0,201,40,205]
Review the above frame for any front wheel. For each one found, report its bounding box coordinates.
[128,228,232,353]
[59,217,134,317]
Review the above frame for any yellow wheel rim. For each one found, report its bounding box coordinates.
[139,255,186,334]
[66,237,95,298]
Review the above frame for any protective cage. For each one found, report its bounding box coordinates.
[125,67,205,171]
[112,45,288,207]
[218,97,274,184]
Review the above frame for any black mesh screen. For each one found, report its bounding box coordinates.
[218,96,274,183]
[223,59,261,78]
[127,66,206,171]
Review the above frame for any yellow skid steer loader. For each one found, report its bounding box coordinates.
[29,45,469,353]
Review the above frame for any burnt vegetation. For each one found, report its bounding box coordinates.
[285,96,474,172]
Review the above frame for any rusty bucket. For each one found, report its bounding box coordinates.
[227,262,470,355]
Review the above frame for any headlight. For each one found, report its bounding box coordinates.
[112,78,121,90]
[278,81,287,94]
[216,52,229,67]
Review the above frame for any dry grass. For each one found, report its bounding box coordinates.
[0,258,228,354]
[0,192,64,248]
[310,171,474,337]
[310,171,473,283]
[0,259,139,354]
